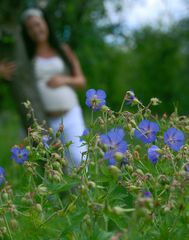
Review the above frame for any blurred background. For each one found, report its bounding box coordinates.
[0,0,189,171]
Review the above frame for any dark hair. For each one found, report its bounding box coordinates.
[20,8,73,74]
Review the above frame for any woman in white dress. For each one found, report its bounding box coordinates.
[21,8,87,167]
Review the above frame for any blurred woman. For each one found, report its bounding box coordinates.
[21,8,87,167]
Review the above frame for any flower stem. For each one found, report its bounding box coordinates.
[119,96,125,113]
[3,215,13,240]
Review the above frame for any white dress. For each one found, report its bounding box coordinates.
[33,56,87,167]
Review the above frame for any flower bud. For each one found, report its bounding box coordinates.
[37,185,48,196]
[2,192,9,201]
[87,181,96,189]
[35,203,43,213]
[132,98,140,105]
[52,161,61,170]
[51,153,61,160]
[10,219,18,230]
[109,165,121,176]
[79,185,87,194]
[125,165,133,172]
[52,173,62,182]
[114,152,124,162]
[150,98,161,106]
[48,128,54,136]
[133,150,140,159]
[101,105,109,112]
[26,146,31,151]
[1,227,7,234]
[60,158,67,166]
[136,169,144,176]
[130,119,137,128]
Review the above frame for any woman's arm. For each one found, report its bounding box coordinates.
[47,74,86,89]
[47,44,86,89]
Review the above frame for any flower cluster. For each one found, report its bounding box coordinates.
[3,89,188,239]
[133,119,185,164]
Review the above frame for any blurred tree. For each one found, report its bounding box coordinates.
[0,0,189,117]
[0,0,46,131]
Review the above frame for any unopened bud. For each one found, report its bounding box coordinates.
[101,105,109,112]
[125,165,133,172]
[150,98,161,106]
[35,203,43,213]
[52,161,61,170]
[48,128,54,136]
[37,185,48,196]
[51,153,61,160]
[10,219,18,230]
[2,193,9,201]
[114,152,124,162]
[136,169,144,175]
[87,181,96,189]
[109,165,121,176]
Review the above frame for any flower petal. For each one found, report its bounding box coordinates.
[96,90,106,99]
[86,89,96,98]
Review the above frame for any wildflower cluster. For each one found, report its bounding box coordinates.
[1,90,189,239]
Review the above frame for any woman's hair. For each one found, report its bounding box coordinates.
[20,8,73,73]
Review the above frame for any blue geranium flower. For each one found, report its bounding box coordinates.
[80,128,89,142]
[134,120,160,144]
[42,135,50,149]
[0,167,5,186]
[11,146,29,164]
[85,89,106,111]
[148,145,160,164]
[164,127,185,151]
[100,128,128,165]
[143,191,152,198]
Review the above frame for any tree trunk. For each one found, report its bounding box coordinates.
[1,26,46,132]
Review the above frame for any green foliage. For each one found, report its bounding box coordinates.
[1,92,189,239]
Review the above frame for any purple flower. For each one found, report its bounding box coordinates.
[125,90,136,105]
[0,167,5,185]
[164,128,185,151]
[80,128,89,142]
[11,146,29,164]
[148,145,160,164]
[134,120,160,144]
[42,135,50,149]
[85,89,106,111]
[100,128,128,165]
[143,191,152,198]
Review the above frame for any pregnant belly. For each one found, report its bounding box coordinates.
[37,83,79,111]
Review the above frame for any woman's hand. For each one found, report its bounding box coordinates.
[47,75,67,88]
[0,62,16,81]
[47,74,86,89]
